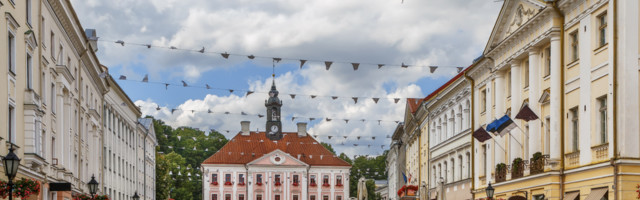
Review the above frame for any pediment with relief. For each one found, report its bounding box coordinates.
[485,0,545,53]
[247,149,308,167]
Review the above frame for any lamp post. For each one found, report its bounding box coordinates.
[88,175,99,199]
[3,147,21,200]
[132,192,140,200]
[485,182,495,200]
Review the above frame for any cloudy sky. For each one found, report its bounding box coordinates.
[70,0,502,157]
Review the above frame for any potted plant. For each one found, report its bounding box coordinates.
[511,158,524,179]
[211,181,219,185]
[224,181,232,186]
[322,182,330,187]
[275,181,282,186]
[495,163,507,183]
[94,194,110,200]
[310,182,317,187]
[238,182,245,186]
[530,152,544,175]
[12,178,40,199]
[256,182,263,186]
[292,182,299,186]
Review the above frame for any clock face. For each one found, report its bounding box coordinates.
[270,125,279,132]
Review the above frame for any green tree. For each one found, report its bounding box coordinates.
[155,153,173,200]
[321,142,336,154]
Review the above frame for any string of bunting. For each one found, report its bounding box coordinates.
[108,73,421,105]
[100,39,465,73]
[164,132,392,142]
[147,106,402,125]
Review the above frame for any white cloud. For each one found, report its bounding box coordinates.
[70,0,502,156]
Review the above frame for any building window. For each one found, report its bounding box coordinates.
[293,195,299,200]
[336,175,342,185]
[323,195,329,200]
[482,144,487,176]
[224,174,231,183]
[293,175,299,184]
[275,174,281,184]
[212,194,217,200]
[506,71,512,97]
[481,89,487,113]
[238,194,244,200]
[570,107,579,152]
[51,83,56,113]
[238,174,244,184]
[50,32,55,59]
[275,195,280,200]
[256,194,262,200]
[458,156,463,180]
[598,96,607,144]
[323,175,329,185]
[544,47,551,77]
[27,54,33,89]
[224,194,231,200]
[310,175,316,184]
[598,12,607,47]
[8,105,15,143]
[524,59,530,88]
[570,31,579,61]
[256,174,262,183]
[466,153,471,179]
[336,196,342,200]
[8,32,16,74]
[41,72,46,104]
[545,117,551,154]
[310,195,316,200]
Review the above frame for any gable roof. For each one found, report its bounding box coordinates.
[202,132,351,167]
[406,98,424,114]
[484,0,546,54]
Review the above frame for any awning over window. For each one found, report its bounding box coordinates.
[562,192,579,200]
[584,188,608,200]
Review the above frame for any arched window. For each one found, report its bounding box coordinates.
[443,114,448,139]
[451,158,455,182]
[465,100,471,129]
[443,161,448,183]
[432,122,437,145]
[458,104,463,132]
[438,118,443,142]
[458,155,463,180]
[451,110,456,135]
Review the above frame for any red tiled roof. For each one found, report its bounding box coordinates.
[202,132,351,167]
[424,65,473,102]
[406,98,424,114]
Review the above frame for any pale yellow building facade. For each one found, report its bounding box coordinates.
[469,0,640,200]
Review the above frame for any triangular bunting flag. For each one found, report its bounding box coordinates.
[353,144,358,146]
[352,63,360,70]
[300,60,307,69]
[258,114,264,118]
[357,136,361,140]
[248,55,255,59]
[145,44,151,48]
[344,119,349,123]
[352,97,358,104]
[164,83,169,90]
[457,67,464,73]
[326,118,332,122]
[119,75,126,80]
[221,52,230,59]
[343,136,348,139]
[198,47,205,53]
[291,117,296,121]
[429,66,438,73]
[372,137,375,140]
[229,89,234,93]
[206,84,211,89]
[170,46,177,49]
[394,98,401,103]
[378,64,384,69]
[401,62,409,68]
[273,57,282,63]
[156,106,161,111]
[395,121,400,123]
[115,40,125,46]
[142,74,148,82]
[372,98,380,103]
[207,109,212,113]
[332,96,338,100]
[182,81,188,87]
[325,61,332,70]
[309,118,316,121]
[290,94,296,99]
[473,127,492,142]
[241,112,247,115]
[328,136,332,139]
[246,91,254,96]
[311,95,317,99]
[171,109,177,114]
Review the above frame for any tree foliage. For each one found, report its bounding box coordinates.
[153,118,228,200]
[326,143,388,199]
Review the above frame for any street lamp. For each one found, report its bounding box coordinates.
[132,192,140,200]
[485,182,495,200]
[88,175,99,196]
[3,147,21,200]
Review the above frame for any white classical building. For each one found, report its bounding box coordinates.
[426,72,472,200]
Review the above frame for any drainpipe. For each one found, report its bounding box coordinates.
[550,1,566,198]
[463,71,475,200]
[611,0,619,199]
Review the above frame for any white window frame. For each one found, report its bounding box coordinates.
[8,30,16,75]
[27,53,33,89]
[8,105,16,143]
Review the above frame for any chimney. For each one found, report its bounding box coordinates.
[241,121,250,136]
[297,123,307,137]
[84,29,99,52]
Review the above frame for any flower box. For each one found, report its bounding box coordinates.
[238,182,245,186]
[274,182,282,186]
[224,182,233,186]
[322,183,330,187]
[310,182,317,187]
[292,182,299,186]
[212,181,219,185]
[336,183,343,187]
[256,182,263,186]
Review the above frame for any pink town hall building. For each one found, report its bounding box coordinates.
[201,82,351,200]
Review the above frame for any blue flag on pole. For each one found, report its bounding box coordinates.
[402,172,408,183]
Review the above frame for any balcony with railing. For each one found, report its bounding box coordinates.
[564,151,580,168]
[591,143,609,163]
